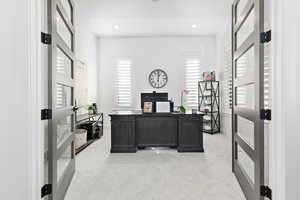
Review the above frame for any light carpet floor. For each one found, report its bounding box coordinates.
[65,129,245,200]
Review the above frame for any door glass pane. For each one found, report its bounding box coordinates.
[236,8,254,48]
[56,84,73,109]
[57,115,73,148]
[237,116,254,148]
[57,144,72,183]
[237,145,255,184]
[236,0,249,18]
[59,0,72,22]
[236,46,254,78]
[57,47,72,79]
[56,9,72,49]
[236,84,255,109]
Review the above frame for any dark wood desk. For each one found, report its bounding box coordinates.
[109,111,204,153]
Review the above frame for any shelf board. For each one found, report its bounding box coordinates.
[203,130,220,134]
[201,111,219,114]
[75,138,100,155]
[199,96,220,98]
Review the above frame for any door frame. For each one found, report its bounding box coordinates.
[26,0,286,200]
[27,0,43,199]
[269,0,288,199]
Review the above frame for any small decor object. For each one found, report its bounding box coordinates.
[192,109,198,114]
[203,71,216,81]
[149,69,168,89]
[92,103,98,114]
[74,129,87,150]
[178,105,186,113]
[143,102,153,113]
[86,104,96,115]
[156,101,171,113]
[178,89,189,113]
[203,108,209,113]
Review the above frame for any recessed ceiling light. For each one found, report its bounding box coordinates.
[113,25,120,30]
[192,24,198,28]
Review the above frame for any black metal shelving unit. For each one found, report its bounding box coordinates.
[75,112,104,155]
[198,81,220,134]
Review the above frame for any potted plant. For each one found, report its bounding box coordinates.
[178,89,189,113]
[178,105,186,113]
[86,105,96,115]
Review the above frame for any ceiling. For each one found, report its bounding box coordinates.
[76,0,232,37]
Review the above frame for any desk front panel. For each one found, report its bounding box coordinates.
[136,116,177,147]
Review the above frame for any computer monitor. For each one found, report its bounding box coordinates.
[141,92,168,112]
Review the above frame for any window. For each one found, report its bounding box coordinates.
[185,59,201,108]
[224,48,232,110]
[224,41,233,111]
[116,60,132,107]
[264,42,271,109]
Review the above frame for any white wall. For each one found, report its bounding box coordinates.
[275,0,300,199]
[74,0,98,103]
[98,36,217,125]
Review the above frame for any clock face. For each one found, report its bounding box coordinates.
[149,69,168,89]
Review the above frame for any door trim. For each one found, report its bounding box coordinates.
[269,0,286,200]
[27,0,43,199]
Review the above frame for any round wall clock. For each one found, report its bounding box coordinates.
[149,69,168,89]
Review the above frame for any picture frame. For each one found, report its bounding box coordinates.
[143,102,153,113]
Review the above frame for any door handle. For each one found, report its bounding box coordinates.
[72,106,79,112]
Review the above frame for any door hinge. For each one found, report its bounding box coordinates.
[41,32,52,45]
[261,30,272,43]
[261,185,272,199]
[41,109,52,120]
[41,184,52,198]
[260,109,271,120]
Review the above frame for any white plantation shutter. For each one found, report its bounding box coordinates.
[185,59,201,108]
[224,41,233,111]
[264,42,271,109]
[116,60,132,107]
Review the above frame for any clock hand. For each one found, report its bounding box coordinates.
[159,71,162,82]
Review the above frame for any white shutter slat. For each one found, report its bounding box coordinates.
[116,60,132,107]
[185,58,201,108]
